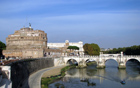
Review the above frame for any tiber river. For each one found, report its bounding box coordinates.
[49,59,140,88]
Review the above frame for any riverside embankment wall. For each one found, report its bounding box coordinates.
[7,58,54,88]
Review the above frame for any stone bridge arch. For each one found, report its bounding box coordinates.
[104,58,119,67]
[84,58,98,66]
[125,58,140,66]
[66,59,78,65]
[63,57,99,67]
[64,57,80,65]
[96,57,120,68]
[104,58,119,66]
[85,58,98,62]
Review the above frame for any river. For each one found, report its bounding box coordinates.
[49,59,140,88]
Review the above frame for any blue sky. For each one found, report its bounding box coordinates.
[0,0,140,48]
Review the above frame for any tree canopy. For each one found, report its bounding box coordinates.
[103,45,140,55]
[83,43,100,55]
[0,41,6,56]
[67,46,79,50]
[0,41,6,49]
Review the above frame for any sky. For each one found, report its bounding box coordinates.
[0,0,140,48]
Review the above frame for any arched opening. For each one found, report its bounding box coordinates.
[126,59,140,76]
[105,59,119,74]
[126,59,140,66]
[105,59,119,69]
[85,59,97,69]
[67,59,78,66]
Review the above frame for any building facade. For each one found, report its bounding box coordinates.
[47,40,84,56]
[3,26,47,58]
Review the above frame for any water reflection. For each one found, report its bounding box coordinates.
[49,60,140,88]
[66,68,77,76]
[86,66,97,76]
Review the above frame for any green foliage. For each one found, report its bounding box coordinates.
[103,45,140,55]
[41,65,76,88]
[0,41,6,56]
[0,41,6,50]
[83,43,100,55]
[67,46,79,50]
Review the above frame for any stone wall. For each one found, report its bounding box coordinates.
[7,58,54,88]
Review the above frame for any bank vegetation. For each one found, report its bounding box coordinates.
[103,45,140,55]
[41,65,76,88]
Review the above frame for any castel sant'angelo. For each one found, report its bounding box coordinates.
[3,25,47,58]
[3,24,84,59]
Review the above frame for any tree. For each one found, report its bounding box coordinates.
[0,41,6,50]
[0,41,6,56]
[67,46,79,50]
[91,43,100,55]
[83,43,94,55]
[67,46,79,54]
[83,43,100,55]
[103,45,140,55]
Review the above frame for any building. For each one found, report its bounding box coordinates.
[47,40,84,56]
[100,48,113,51]
[3,26,47,58]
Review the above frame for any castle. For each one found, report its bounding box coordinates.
[3,26,47,58]
[3,26,84,59]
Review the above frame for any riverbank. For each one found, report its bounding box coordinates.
[41,65,76,88]
[42,66,66,78]
[22,66,66,88]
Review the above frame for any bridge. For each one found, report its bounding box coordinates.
[54,52,140,69]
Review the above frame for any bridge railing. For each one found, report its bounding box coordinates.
[63,55,100,58]
[83,55,99,58]
[62,55,140,58]
[123,55,140,58]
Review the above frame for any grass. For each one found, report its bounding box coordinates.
[41,65,76,88]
